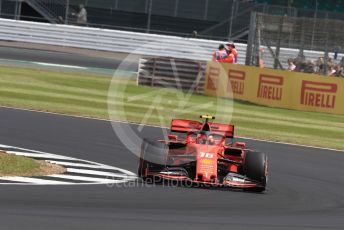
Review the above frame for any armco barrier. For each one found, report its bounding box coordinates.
[0,18,246,63]
[137,57,206,93]
[205,62,344,115]
[1,18,343,69]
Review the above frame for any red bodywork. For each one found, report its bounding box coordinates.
[140,118,266,190]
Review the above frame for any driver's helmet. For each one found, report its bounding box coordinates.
[208,135,215,145]
[196,133,207,144]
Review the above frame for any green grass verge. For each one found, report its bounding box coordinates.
[0,152,65,176]
[0,66,343,150]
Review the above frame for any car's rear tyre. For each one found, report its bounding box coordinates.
[138,138,167,182]
[243,151,268,192]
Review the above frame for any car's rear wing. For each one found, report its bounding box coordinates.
[208,122,234,138]
[171,119,234,138]
[171,119,202,133]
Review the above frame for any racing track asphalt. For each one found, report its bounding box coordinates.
[0,46,138,71]
[0,107,343,230]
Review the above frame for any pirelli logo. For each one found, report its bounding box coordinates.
[257,75,284,101]
[301,81,337,109]
[207,67,220,90]
[228,70,245,94]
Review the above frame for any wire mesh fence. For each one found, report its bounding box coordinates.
[246,12,344,77]
[258,13,344,52]
[2,0,344,43]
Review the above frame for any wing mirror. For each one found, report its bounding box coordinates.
[168,134,178,141]
[234,142,246,149]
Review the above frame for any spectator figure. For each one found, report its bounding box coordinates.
[73,4,87,26]
[191,31,198,38]
[226,41,238,63]
[316,57,324,73]
[283,54,343,77]
[333,65,343,77]
[295,52,305,64]
[287,58,296,71]
[304,61,316,74]
[338,67,344,78]
[224,49,235,64]
[328,64,336,76]
[212,44,228,62]
[57,16,64,24]
[328,58,333,65]
[292,52,304,72]
[340,57,344,68]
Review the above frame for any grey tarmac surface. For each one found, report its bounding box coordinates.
[0,46,138,71]
[0,107,343,230]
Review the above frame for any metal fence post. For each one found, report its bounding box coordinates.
[274,15,284,69]
[246,11,257,66]
[310,0,318,50]
[0,0,2,17]
[203,0,209,20]
[65,0,70,24]
[14,0,22,20]
[323,14,329,75]
[14,0,18,19]
[255,23,261,67]
[262,3,267,14]
[18,0,22,20]
[228,0,236,40]
[299,17,305,61]
[174,0,179,17]
[146,0,152,33]
[145,0,148,13]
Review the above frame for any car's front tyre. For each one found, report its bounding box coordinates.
[138,138,167,181]
[243,151,268,192]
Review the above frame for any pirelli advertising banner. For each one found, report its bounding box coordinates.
[205,62,344,115]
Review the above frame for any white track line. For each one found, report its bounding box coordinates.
[48,174,125,184]
[6,151,75,160]
[44,161,108,168]
[0,144,137,185]
[66,168,133,178]
[2,143,136,175]
[0,176,72,185]
[49,161,133,174]
[1,105,342,152]
[33,62,87,69]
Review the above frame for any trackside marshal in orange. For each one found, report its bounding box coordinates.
[205,62,344,115]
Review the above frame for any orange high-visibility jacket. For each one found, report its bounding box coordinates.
[222,53,234,64]
[231,48,238,63]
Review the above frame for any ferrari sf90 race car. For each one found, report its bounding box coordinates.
[138,115,268,192]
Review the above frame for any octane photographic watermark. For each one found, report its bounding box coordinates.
[106,175,219,189]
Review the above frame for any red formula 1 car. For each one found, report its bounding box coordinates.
[138,115,268,192]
